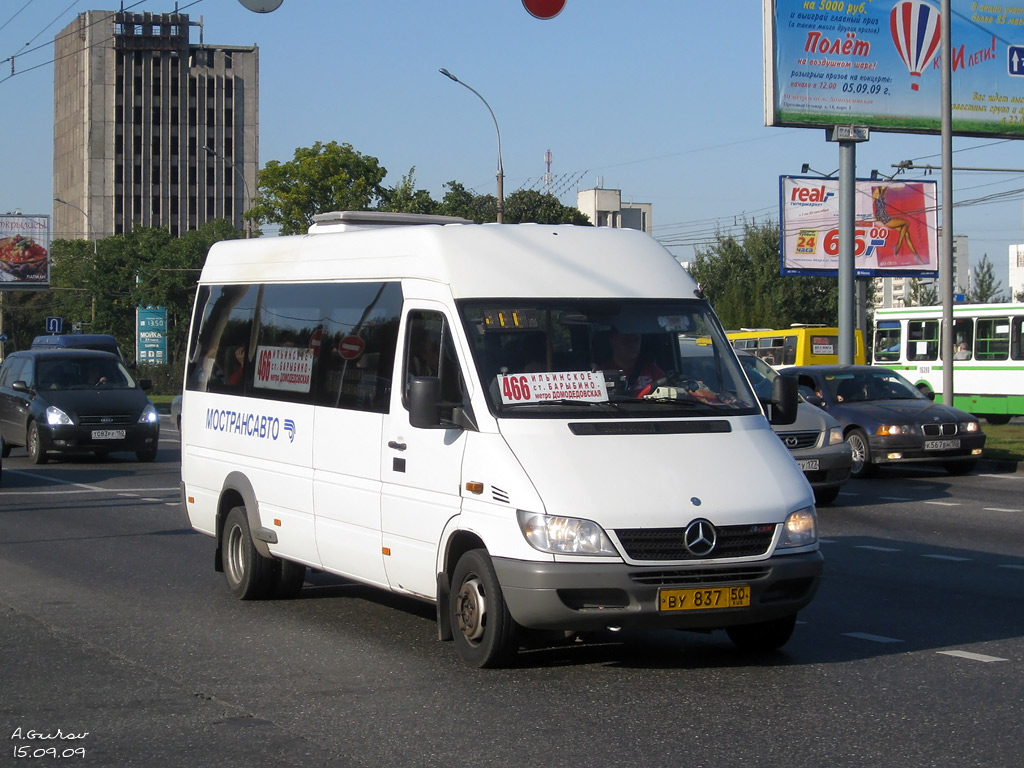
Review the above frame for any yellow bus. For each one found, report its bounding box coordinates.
[727,326,866,368]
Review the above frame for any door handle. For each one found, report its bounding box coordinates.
[387,440,407,451]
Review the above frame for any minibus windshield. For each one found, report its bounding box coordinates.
[459,299,760,418]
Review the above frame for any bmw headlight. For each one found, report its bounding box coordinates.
[779,506,817,549]
[517,510,618,556]
[876,424,911,436]
[138,403,159,425]
[827,426,845,445]
[45,406,74,426]
[960,420,980,433]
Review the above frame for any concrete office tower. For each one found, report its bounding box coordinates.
[53,11,258,240]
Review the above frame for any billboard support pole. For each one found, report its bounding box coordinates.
[827,126,869,365]
[940,0,954,405]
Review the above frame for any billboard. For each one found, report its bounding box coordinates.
[765,0,1024,137]
[0,214,50,290]
[780,176,939,277]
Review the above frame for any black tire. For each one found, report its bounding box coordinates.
[845,428,874,479]
[222,506,279,600]
[136,447,158,462]
[1,439,11,458]
[27,422,47,464]
[276,560,306,599]
[984,414,1011,426]
[726,614,797,651]
[813,486,840,506]
[449,549,519,668]
[945,460,977,476]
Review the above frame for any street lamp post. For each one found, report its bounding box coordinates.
[54,196,97,324]
[439,68,504,223]
[204,145,252,237]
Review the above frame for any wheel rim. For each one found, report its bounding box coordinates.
[28,426,39,459]
[454,575,487,643]
[848,434,866,474]
[225,523,245,586]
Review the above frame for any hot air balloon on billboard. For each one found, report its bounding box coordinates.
[890,0,942,91]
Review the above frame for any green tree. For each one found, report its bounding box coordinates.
[380,168,439,214]
[437,180,496,223]
[249,141,388,235]
[688,220,837,329]
[908,278,938,306]
[967,254,1006,303]
[503,189,591,225]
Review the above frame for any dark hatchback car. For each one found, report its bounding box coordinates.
[0,349,160,464]
[785,365,985,478]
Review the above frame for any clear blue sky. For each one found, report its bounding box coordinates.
[2,0,1022,293]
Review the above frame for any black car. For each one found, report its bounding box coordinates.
[0,349,160,463]
[785,365,986,478]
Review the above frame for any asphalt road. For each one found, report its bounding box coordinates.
[2,417,1022,767]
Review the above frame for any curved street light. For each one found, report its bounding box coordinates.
[204,145,252,237]
[439,68,504,223]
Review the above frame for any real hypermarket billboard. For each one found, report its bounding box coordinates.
[780,176,939,277]
[765,0,1024,137]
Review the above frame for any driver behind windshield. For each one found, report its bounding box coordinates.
[598,330,665,398]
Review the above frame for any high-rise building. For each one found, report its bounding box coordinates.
[53,11,258,240]
[1009,244,1024,301]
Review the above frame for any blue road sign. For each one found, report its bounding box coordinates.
[45,316,62,333]
[1009,46,1024,77]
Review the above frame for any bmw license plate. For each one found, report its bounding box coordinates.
[92,429,125,440]
[924,439,960,451]
[659,585,750,611]
[797,458,819,471]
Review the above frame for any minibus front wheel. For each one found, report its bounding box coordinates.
[223,506,279,600]
[449,549,519,668]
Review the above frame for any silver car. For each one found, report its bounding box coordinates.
[737,352,852,505]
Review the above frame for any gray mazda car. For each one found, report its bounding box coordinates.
[737,351,851,504]
[785,365,986,478]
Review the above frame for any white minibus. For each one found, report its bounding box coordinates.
[180,212,822,667]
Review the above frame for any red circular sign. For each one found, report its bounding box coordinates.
[522,0,565,19]
[338,335,365,360]
[309,328,323,358]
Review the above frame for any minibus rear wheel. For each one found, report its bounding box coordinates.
[449,549,519,668]
[223,506,279,600]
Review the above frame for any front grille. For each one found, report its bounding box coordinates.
[614,524,776,561]
[776,430,819,450]
[922,422,958,437]
[629,566,773,586]
[79,414,135,427]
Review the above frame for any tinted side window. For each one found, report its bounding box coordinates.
[186,282,402,414]
[0,358,24,387]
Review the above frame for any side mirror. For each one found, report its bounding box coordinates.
[769,375,799,426]
[12,380,29,393]
[408,376,442,429]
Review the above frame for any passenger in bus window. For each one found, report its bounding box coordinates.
[954,342,971,360]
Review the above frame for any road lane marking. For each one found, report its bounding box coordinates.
[924,501,960,507]
[998,564,1024,571]
[982,507,1022,513]
[879,496,914,501]
[843,632,904,643]
[856,545,901,552]
[922,554,972,562]
[937,650,1007,663]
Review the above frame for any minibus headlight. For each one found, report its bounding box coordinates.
[517,510,618,556]
[45,406,73,426]
[827,426,845,445]
[779,507,817,549]
[138,403,159,425]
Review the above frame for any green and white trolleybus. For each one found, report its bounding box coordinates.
[873,303,1024,425]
